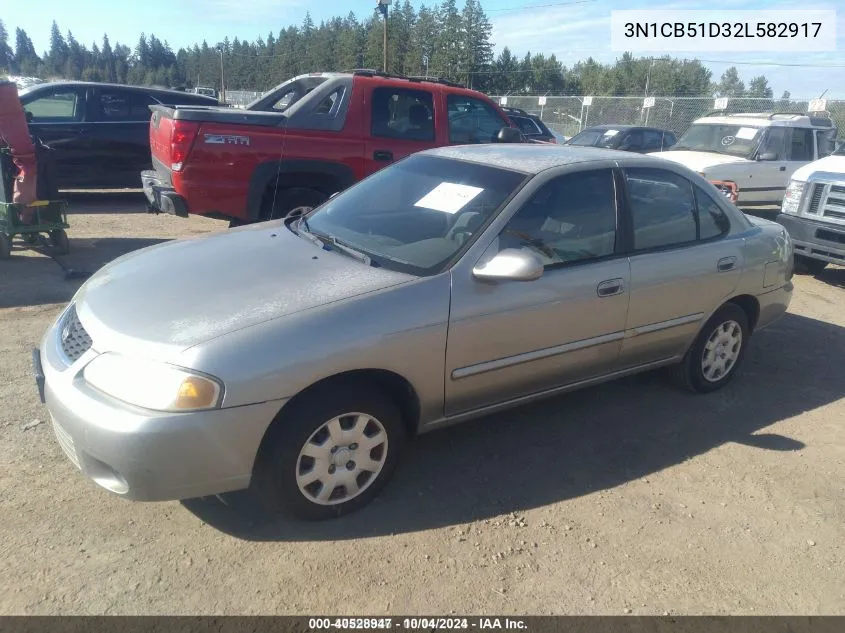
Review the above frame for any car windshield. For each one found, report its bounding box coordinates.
[672,123,763,158]
[567,128,623,148]
[300,154,527,276]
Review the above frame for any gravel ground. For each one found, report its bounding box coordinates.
[1,192,843,615]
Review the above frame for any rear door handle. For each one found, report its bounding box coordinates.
[373,150,393,162]
[717,256,737,272]
[597,278,625,297]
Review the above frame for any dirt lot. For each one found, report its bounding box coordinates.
[1,193,843,615]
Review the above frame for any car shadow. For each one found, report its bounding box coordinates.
[0,236,167,309]
[182,311,844,541]
[61,190,148,215]
[811,265,845,289]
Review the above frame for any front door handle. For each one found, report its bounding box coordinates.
[597,278,625,297]
[373,150,393,162]
[717,256,737,272]
[779,165,786,171]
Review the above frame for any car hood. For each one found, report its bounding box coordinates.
[74,223,414,358]
[791,155,845,182]
[650,150,752,172]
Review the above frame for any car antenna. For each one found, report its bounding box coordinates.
[270,113,290,223]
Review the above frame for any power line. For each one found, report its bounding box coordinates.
[486,0,599,13]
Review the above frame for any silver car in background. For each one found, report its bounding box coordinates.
[34,144,794,520]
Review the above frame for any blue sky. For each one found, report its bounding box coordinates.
[5,0,844,97]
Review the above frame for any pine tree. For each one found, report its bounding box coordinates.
[460,0,492,89]
[432,0,461,80]
[0,20,13,73]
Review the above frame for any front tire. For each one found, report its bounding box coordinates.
[669,303,749,393]
[254,383,406,520]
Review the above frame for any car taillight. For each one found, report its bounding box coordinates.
[170,121,200,172]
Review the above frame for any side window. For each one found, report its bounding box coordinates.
[98,91,131,120]
[816,129,836,158]
[620,129,644,151]
[643,130,671,151]
[313,88,343,115]
[23,89,83,122]
[271,89,298,111]
[130,93,158,119]
[371,87,434,141]
[447,95,507,144]
[513,116,541,135]
[498,169,617,267]
[625,167,697,251]
[760,128,788,160]
[694,186,731,240]
[788,128,814,162]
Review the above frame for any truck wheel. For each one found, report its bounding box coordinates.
[261,187,327,221]
[0,234,11,260]
[794,255,827,276]
[253,382,406,520]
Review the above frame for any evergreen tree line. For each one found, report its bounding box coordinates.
[0,2,783,99]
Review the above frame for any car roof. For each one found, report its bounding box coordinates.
[693,113,833,128]
[421,143,662,174]
[22,81,218,101]
[582,124,673,133]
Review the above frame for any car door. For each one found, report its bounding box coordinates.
[617,165,744,368]
[747,126,793,205]
[617,129,645,153]
[86,87,155,188]
[20,85,89,188]
[445,166,631,416]
[363,86,438,176]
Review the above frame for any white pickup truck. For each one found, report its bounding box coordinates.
[653,112,837,208]
[776,145,845,274]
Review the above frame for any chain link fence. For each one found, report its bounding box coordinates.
[491,96,845,140]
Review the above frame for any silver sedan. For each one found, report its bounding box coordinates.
[34,144,794,520]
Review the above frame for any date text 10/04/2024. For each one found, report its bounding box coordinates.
[307,618,528,630]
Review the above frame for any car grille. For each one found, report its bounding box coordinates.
[52,416,81,470]
[807,184,825,214]
[819,183,845,223]
[59,305,92,363]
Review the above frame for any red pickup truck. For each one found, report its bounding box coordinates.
[141,70,522,225]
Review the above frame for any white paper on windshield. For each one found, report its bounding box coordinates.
[414,182,484,214]
[736,127,759,140]
[602,129,620,137]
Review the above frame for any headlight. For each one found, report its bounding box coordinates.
[781,180,806,215]
[83,353,223,412]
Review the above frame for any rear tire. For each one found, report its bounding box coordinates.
[253,382,406,520]
[261,186,327,221]
[669,303,749,394]
[0,233,11,260]
[794,255,827,276]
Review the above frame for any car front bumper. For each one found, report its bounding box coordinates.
[141,169,189,218]
[775,214,845,265]
[35,319,285,502]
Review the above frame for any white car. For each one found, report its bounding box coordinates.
[652,112,837,208]
[776,144,845,274]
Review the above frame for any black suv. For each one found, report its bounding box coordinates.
[501,107,558,143]
[18,82,218,189]
[566,124,677,153]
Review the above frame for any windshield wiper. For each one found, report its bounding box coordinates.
[295,217,372,265]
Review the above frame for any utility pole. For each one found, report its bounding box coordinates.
[217,46,225,103]
[377,0,391,72]
[643,57,655,125]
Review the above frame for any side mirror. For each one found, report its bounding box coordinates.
[25,111,33,124]
[758,151,779,161]
[496,127,524,144]
[472,248,544,282]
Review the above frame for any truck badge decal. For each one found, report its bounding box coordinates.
[204,134,250,146]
